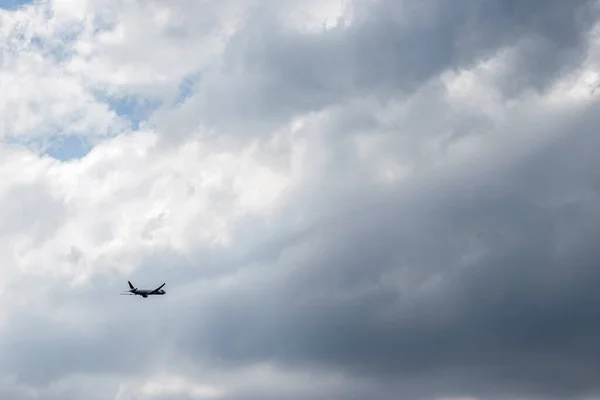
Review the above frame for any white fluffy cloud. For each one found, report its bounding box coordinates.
[2,0,600,399]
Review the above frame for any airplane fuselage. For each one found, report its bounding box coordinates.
[131,289,166,298]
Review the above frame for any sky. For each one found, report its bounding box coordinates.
[1,0,600,399]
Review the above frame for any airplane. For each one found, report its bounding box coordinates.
[121,281,166,298]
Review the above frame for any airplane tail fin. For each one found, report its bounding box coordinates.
[128,281,135,290]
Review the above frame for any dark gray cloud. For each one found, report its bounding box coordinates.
[158,0,599,137]
[161,98,600,400]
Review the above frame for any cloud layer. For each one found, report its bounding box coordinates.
[1,0,600,399]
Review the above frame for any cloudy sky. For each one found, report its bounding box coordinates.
[1,0,600,399]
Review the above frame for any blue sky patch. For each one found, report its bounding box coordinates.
[0,0,35,10]
[44,135,93,161]
[95,92,162,130]
[174,72,201,105]
[4,134,94,161]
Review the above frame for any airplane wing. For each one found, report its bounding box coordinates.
[149,283,165,294]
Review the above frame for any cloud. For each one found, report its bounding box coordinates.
[1,0,600,399]
[154,0,599,137]
[162,94,600,398]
